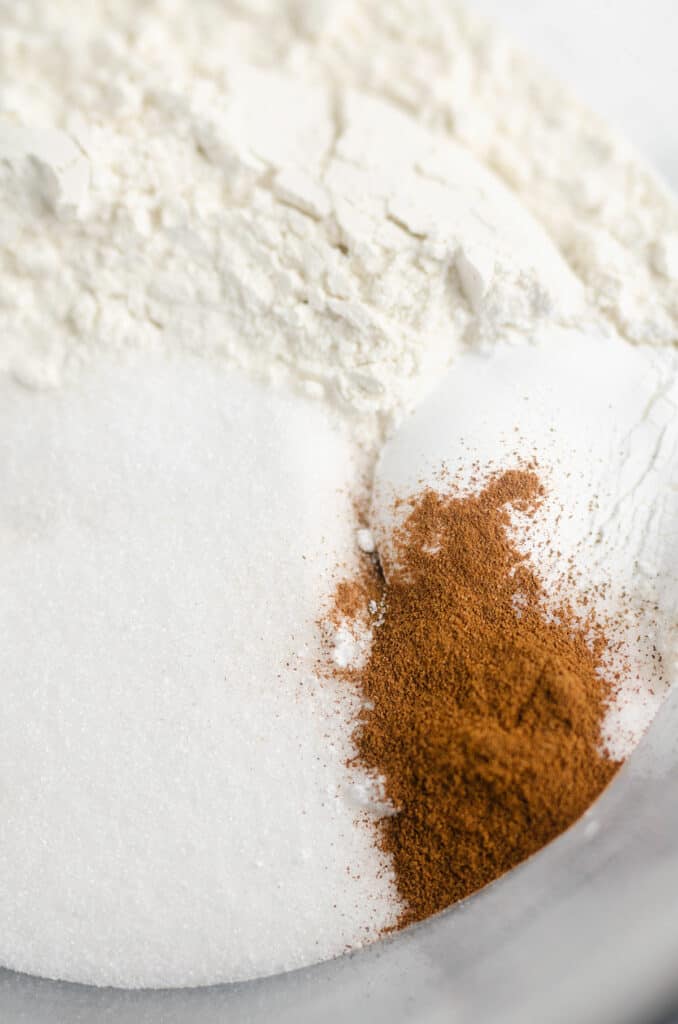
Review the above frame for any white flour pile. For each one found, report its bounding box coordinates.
[0,0,677,990]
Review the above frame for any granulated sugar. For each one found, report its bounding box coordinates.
[0,355,398,987]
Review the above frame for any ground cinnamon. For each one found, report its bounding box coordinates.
[332,468,621,927]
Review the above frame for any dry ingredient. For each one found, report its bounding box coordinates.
[0,355,399,988]
[332,469,621,924]
[0,1,586,429]
[2,1,677,432]
[0,0,677,993]
[372,329,678,759]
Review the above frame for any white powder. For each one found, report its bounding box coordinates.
[0,355,398,987]
[356,528,376,554]
[0,0,593,431]
[1,0,677,992]
[2,0,676,430]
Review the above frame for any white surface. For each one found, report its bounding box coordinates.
[0,357,397,987]
[473,0,678,189]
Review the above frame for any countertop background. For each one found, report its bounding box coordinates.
[474,0,678,190]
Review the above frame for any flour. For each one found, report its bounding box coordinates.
[1,1,676,434]
[0,0,589,432]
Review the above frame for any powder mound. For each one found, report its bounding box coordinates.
[336,469,621,927]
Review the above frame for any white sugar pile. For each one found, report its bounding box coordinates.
[0,356,398,987]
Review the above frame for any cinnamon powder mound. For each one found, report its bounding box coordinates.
[337,468,622,928]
